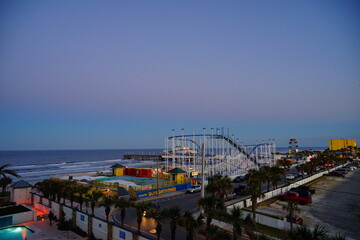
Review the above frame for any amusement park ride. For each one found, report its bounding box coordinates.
[163,128,276,179]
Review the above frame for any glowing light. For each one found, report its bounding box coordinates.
[150,229,157,233]
[143,211,146,217]
[22,229,27,239]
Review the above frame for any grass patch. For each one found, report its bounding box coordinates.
[256,222,286,239]
[0,205,31,216]
[258,197,278,207]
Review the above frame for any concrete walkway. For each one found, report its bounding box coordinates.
[25,220,86,240]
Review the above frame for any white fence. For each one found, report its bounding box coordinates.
[31,193,156,240]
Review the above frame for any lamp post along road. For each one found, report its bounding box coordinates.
[201,143,205,199]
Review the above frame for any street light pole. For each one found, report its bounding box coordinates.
[201,143,205,199]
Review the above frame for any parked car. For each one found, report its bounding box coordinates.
[225,191,237,201]
[289,189,311,197]
[233,175,246,183]
[234,184,247,195]
[290,185,315,195]
[278,191,312,204]
[186,185,201,193]
[328,171,345,177]
[286,174,296,180]
[286,215,303,225]
[336,169,348,174]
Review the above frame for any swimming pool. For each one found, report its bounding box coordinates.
[0,225,34,240]
[98,175,166,185]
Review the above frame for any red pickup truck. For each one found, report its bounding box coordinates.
[278,191,312,205]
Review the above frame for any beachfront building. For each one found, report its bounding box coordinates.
[111,163,126,176]
[167,167,187,182]
[328,139,357,151]
[10,180,33,205]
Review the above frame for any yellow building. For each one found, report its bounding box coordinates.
[167,167,187,182]
[328,139,357,151]
[111,163,125,176]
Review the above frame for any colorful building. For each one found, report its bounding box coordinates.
[328,139,357,151]
[167,167,187,182]
[110,163,126,176]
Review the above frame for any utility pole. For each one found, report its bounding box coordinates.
[157,154,159,196]
[201,143,205,199]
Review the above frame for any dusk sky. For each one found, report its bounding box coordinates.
[1,1,359,150]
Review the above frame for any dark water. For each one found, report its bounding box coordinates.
[0,149,162,181]
[0,147,326,181]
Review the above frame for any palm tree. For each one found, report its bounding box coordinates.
[179,211,203,240]
[270,166,285,190]
[0,164,20,178]
[205,174,232,204]
[288,224,328,240]
[163,206,182,240]
[246,169,264,220]
[243,214,257,240]
[260,166,272,192]
[68,185,77,208]
[0,176,12,195]
[115,197,130,225]
[33,179,51,199]
[198,195,220,236]
[86,190,104,215]
[55,180,66,202]
[147,207,167,240]
[133,201,152,232]
[76,185,90,211]
[328,234,347,240]
[99,195,114,221]
[226,206,242,240]
[206,225,231,240]
[62,180,76,204]
[283,201,300,230]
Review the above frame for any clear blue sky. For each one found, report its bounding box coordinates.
[0,0,359,150]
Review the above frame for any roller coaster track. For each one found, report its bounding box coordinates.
[168,134,259,166]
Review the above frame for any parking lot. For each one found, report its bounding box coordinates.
[256,167,360,239]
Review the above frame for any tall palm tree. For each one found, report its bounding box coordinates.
[243,214,257,240]
[246,169,264,220]
[179,211,203,240]
[270,166,285,189]
[0,164,20,178]
[55,180,66,202]
[198,195,219,235]
[33,179,51,199]
[0,176,12,195]
[163,206,182,240]
[62,180,76,204]
[147,207,167,240]
[99,195,114,221]
[76,184,90,211]
[226,206,242,240]
[68,185,77,208]
[115,197,131,225]
[86,190,104,215]
[133,201,152,232]
[205,174,232,204]
[283,201,300,230]
[260,166,272,192]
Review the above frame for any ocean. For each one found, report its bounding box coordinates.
[0,147,326,182]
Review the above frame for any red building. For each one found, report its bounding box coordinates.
[125,168,152,177]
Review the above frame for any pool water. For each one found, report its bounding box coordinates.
[0,225,34,240]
